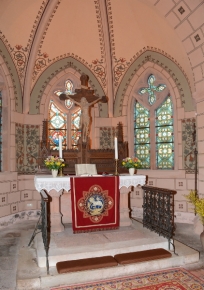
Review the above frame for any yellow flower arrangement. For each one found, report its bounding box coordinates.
[184,190,204,225]
[44,156,66,170]
[195,198,204,225]
[122,157,142,169]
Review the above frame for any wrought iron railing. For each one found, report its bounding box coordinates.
[28,189,50,274]
[142,185,176,252]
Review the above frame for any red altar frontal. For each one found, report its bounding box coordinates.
[34,174,146,233]
[71,176,119,233]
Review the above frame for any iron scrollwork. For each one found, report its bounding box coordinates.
[142,185,176,252]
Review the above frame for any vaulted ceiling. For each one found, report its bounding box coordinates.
[0,0,204,114]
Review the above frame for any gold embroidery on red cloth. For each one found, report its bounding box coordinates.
[77,184,114,223]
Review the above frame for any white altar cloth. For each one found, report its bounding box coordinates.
[34,174,146,193]
[34,174,146,232]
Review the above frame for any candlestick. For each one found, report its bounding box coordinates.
[59,135,62,158]
[115,159,119,176]
[114,137,118,159]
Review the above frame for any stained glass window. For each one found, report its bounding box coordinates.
[54,79,74,110]
[49,79,81,149]
[71,108,81,148]
[156,96,174,169]
[134,102,150,169]
[138,74,166,105]
[0,91,2,171]
[48,100,67,150]
[135,74,174,169]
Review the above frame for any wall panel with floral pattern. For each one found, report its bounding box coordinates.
[16,124,40,173]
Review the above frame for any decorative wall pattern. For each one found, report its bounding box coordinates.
[113,57,130,87]
[99,126,117,149]
[32,53,107,90]
[106,0,115,58]
[16,124,40,173]
[90,59,106,87]
[12,45,28,87]
[182,118,196,174]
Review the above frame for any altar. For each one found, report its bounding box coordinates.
[34,174,146,232]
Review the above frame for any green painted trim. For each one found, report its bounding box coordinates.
[0,39,22,113]
[30,57,108,116]
[114,51,194,117]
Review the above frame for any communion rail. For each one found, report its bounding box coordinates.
[28,189,50,274]
[142,185,176,252]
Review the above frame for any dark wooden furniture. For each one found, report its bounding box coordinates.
[37,121,128,175]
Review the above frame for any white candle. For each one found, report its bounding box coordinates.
[59,135,63,158]
[114,137,118,159]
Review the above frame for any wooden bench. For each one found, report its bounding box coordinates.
[56,248,172,274]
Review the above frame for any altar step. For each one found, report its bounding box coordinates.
[16,220,200,290]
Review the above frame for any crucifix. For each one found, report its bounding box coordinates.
[59,74,107,143]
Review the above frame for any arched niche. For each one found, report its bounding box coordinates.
[29,57,108,117]
[114,50,194,117]
[126,65,180,170]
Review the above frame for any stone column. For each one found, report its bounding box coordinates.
[48,189,64,232]
[61,190,72,224]
[119,186,132,226]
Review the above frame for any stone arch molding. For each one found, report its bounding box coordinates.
[29,57,108,117]
[114,51,194,117]
[0,57,14,172]
[0,40,22,113]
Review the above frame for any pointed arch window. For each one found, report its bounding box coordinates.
[134,74,174,170]
[134,102,150,168]
[48,100,67,150]
[71,108,81,148]
[48,79,81,150]
[156,96,174,169]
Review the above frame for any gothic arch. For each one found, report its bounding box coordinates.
[0,55,15,171]
[126,65,179,171]
[114,50,194,117]
[29,56,108,117]
[0,40,22,113]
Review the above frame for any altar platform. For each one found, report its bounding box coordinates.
[16,219,200,290]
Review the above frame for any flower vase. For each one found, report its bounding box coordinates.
[129,168,135,176]
[51,169,58,178]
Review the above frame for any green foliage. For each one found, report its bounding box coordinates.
[184,190,197,205]
[195,199,204,225]
[44,156,66,170]
[122,157,142,169]
[184,190,204,225]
